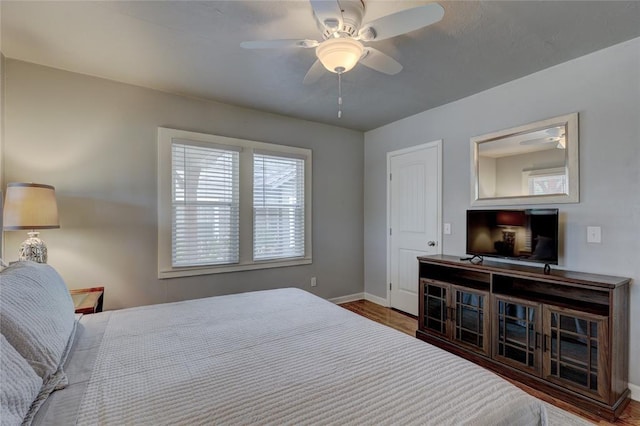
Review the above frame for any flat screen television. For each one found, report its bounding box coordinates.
[466,209,559,265]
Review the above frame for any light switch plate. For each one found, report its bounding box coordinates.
[444,223,451,235]
[587,226,601,243]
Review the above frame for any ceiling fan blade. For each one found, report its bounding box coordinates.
[240,39,319,49]
[309,0,343,32]
[520,138,558,146]
[303,59,326,85]
[359,3,444,41]
[359,48,402,75]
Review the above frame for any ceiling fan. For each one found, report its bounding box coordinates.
[519,127,567,149]
[241,0,444,117]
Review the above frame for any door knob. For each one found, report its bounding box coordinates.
[428,241,437,247]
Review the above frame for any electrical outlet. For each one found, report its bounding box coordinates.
[587,226,601,244]
[444,223,451,235]
[311,277,317,287]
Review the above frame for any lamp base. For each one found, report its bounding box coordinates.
[18,231,48,263]
[501,230,516,256]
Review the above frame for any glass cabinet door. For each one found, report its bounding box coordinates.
[493,295,541,375]
[452,287,490,355]
[421,279,449,337]
[542,306,608,402]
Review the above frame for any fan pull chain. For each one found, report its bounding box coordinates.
[337,71,343,119]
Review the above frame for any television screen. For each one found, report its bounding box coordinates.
[466,209,559,265]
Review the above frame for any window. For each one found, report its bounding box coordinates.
[528,174,566,195]
[158,128,312,278]
[172,142,239,267]
[521,167,567,196]
[253,153,305,261]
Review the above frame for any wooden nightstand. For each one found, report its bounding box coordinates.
[70,287,104,314]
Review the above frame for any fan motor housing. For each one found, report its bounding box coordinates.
[321,0,366,39]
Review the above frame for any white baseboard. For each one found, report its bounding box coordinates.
[328,292,389,306]
[328,293,364,304]
[629,383,640,402]
[364,292,389,307]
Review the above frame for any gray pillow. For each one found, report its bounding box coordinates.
[0,334,43,426]
[0,262,76,393]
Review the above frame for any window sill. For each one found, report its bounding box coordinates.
[158,258,312,279]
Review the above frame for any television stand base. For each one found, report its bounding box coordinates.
[417,254,631,421]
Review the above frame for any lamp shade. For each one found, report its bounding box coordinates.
[316,38,364,73]
[3,183,60,230]
[496,211,525,227]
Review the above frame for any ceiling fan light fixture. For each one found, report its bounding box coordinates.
[316,38,364,73]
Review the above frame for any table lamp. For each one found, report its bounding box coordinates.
[3,183,60,263]
[496,211,525,256]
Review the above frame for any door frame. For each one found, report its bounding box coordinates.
[386,140,443,307]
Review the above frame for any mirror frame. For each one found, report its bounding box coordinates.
[470,112,579,206]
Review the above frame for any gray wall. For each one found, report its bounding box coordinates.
[3,60,364,309]
[1,53,4,257]
[364,38,640,386]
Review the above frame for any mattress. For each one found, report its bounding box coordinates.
[33,288,547,425]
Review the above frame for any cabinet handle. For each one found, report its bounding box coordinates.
[535,332,541,349]
[543,334,551,352]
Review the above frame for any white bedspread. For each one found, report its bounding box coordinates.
[71,288,546,425]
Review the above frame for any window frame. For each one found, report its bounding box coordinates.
[171,140,241,267]
[158,128,312,279]
[252,151,306,262]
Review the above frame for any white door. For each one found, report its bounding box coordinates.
[388,142,441,315]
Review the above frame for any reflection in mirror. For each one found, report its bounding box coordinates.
[471,113,579,206]
[478,125,567,198]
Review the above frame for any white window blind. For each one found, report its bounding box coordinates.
[527,168,567,196]
[253,153,305,261]
[172,142,239,267]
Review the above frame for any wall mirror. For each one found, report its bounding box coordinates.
[471,113,579,206]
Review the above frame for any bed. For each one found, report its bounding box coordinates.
[1,262,548,425]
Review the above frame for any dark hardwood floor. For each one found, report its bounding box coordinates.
[339,299,640,426]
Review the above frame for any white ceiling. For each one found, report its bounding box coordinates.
[2,1,639,131]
